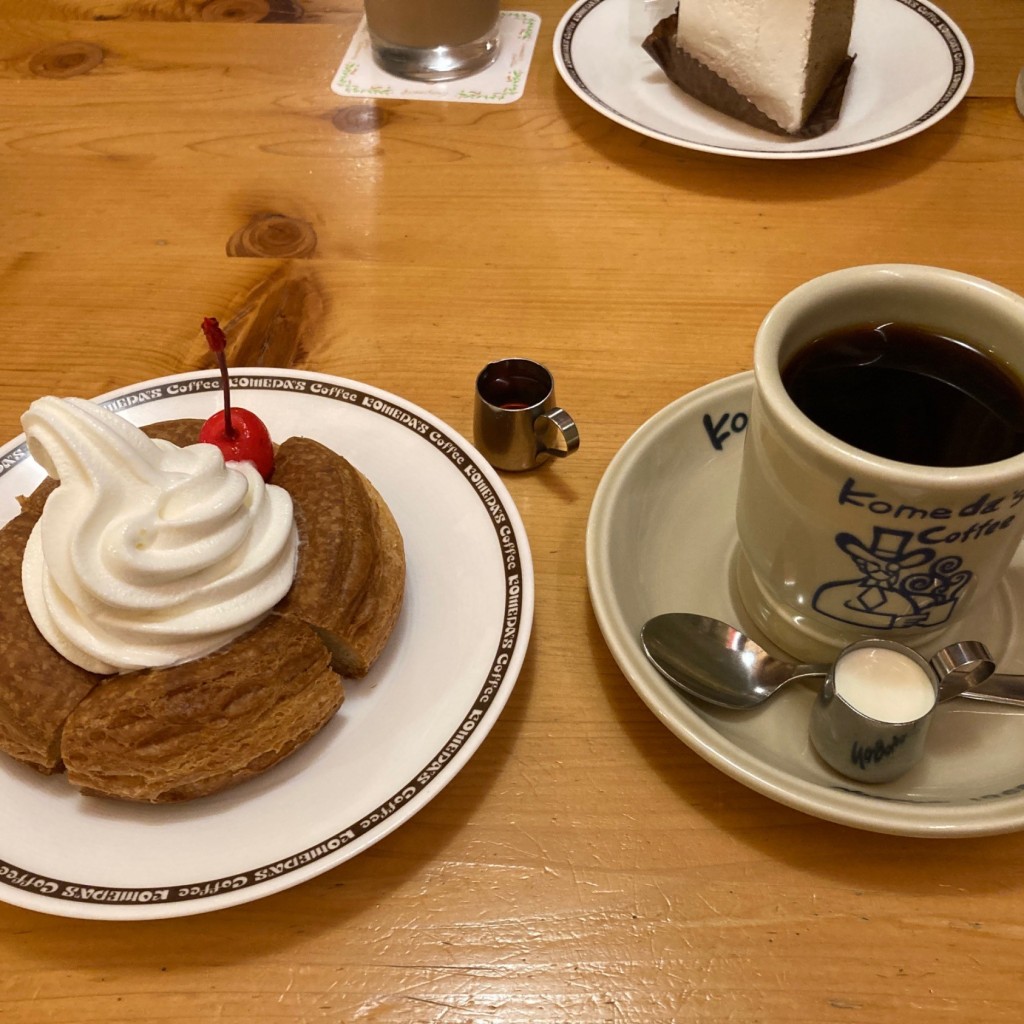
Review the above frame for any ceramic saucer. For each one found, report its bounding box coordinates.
[555,0,973,160]
[587,373,1024,837]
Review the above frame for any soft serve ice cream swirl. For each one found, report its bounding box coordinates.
[20,397,298,674]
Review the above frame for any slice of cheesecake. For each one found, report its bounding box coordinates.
[675,0,855,134]
[643,1,856,137]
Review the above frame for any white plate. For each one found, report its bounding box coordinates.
[0,370,533,918]
[554,0,974,159]
[587,373,1024,837]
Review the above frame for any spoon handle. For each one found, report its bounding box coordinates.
[960,673,1024,707]
[787,669,828,685]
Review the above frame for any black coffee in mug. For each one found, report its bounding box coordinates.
[781,322,1024,467]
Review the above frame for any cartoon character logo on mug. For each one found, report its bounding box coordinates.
[813,526,970,631]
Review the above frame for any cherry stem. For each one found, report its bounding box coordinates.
[201,317,235,439]
[216,354,234,438]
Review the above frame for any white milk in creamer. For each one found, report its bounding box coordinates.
[833,646,936,724]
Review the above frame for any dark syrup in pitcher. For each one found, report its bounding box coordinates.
[781,322,1024,467]
[480,367,550,411]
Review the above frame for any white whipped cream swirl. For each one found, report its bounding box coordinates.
[21,396,298,674]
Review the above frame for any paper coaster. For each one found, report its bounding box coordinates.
[331,12,541,105]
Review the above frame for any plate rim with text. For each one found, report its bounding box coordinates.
[0,369,533,919]
[554,0,974,160]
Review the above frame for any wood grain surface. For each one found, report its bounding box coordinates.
[2,1,1024,1021]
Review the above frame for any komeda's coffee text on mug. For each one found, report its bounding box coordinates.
[782,322,1024,467]
[838,478,1024,530]
[816,481,1024,633]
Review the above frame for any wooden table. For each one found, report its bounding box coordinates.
[2,1,1023,1020]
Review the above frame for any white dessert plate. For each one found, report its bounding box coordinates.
[554,0,974,159]
[0,370,533,919]
[587,373,1024,837]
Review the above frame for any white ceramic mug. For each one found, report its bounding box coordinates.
[734,264,1024,662]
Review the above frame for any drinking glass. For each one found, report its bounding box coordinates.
[364,0,502,82]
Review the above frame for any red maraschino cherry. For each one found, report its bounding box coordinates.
[198,317,275,480]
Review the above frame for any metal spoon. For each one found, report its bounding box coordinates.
[640,612,1024,709]
[640,613,827,708]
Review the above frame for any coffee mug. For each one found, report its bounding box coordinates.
[364,0,501,83]
[474,358,580,472]
[735,264,1024,662]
